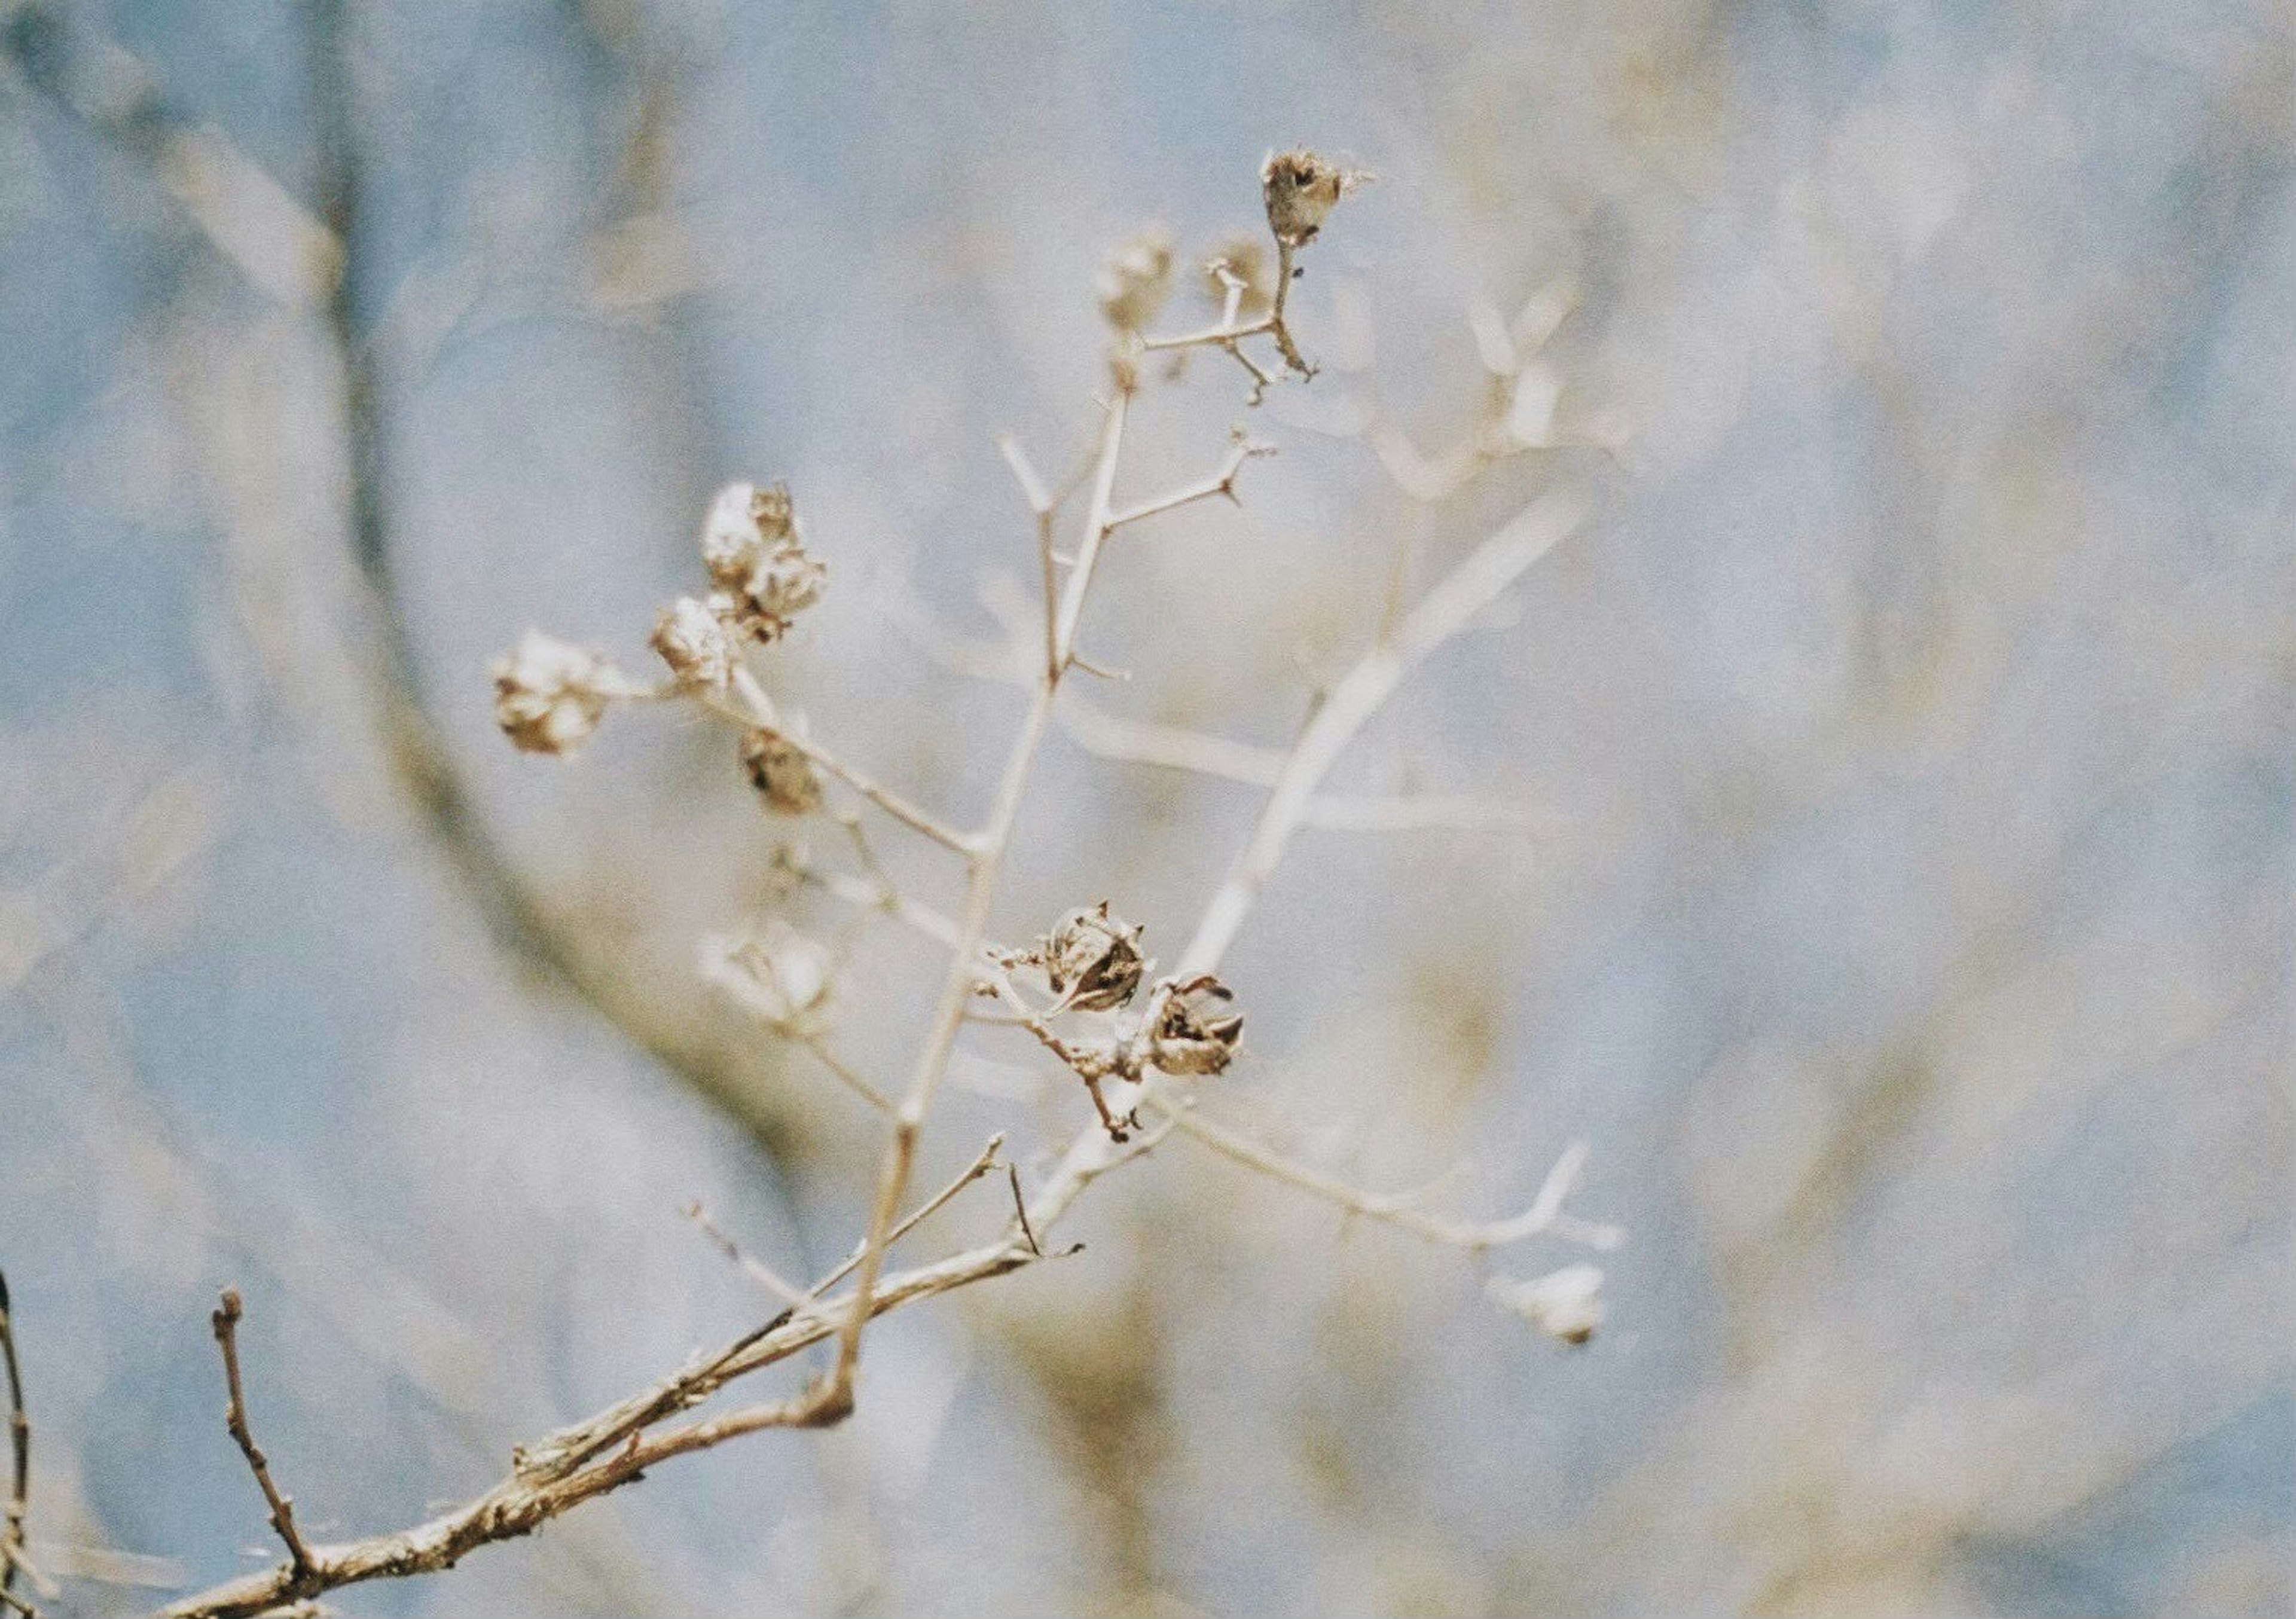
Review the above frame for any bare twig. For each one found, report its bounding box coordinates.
[681,1202,813,1309]
[786,1029,897,1114]
[161,152,1613,1619]
[0,1272,29,1615]
[1180,485,1586,975]
[1054,695,1544,831]
[825,378,1135,1407]
[1105,434,1271,530]
[1155,1113,1622,1252]
[1006,1165,1042,1256]
[208,1291,315,1578]
[719,669,976,858]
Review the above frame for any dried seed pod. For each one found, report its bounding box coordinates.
[490,631,627,756]
[1097,227,1174,335]
[649,595,737,692]
[701,481,793,589]
[741,728,823,815]
[1260,148,1366,246]
[1042,901,1146,1012]
[736,541,826,642]
[1143,972,1243,1074]
[700,481,826,642]
[1486,1264,1605,1346]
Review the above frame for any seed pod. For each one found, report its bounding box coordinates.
[649,595,737,692]
[733,539,827,642]
[741,728,823,815]
[1260,148,1364,246]
[702,481,794,589]
[1042,901,1146,1012]
[490,631,627,756]
[1143,972,1243,1074]
[700,481,826,642]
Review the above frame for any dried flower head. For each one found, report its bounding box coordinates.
[705,920,834,1032]
[490,631,629,756]
[742,728,823,815]
[700,481,825,642]
[1097,227,1174,335]
[1143,972,1243,1075]
[1486,1264,1605,1346]
[733,539,826,642]
[1202,236,1272,316]
[701,481,793,587]
[1260,148,1367,246]
[649,595,737,692]
[1040,901,1146,1012]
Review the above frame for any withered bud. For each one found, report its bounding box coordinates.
[1143,972,1243,1075]
[490,631,628,756]
[1202,236,1272,316]
[1260,148,1367,246]
[741,728,823,815]
[649,595,736,691]
[1097,227,1174,335]
[1041,901,1146,1012]
[1486,1264,1605,1346]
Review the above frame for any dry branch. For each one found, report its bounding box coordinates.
[161,151,1616,1619]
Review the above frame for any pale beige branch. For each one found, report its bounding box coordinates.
[1156,1110,1623,1252]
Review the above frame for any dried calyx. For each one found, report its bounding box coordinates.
[1039,901,1147,1012]
[491,631,633,756]
[1260,148,1370,248]
[1137,972,1243,1076]
[701,481,826,643]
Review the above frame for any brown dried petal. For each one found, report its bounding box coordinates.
[741,728,823,815]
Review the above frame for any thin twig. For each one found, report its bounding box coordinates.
[717,670,977,858]
[209,1291,315,1578]
[1180,485,1586,975]
[0,1272,29,1615]
[787,1029,897,1114]
[1155,1113,1622,1252]
[824,378,1134,1407]
[1006,1165,1041,1256]
[681,1202,813,1309]
[1104,435,1269,530]
[998,432,1063,680]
